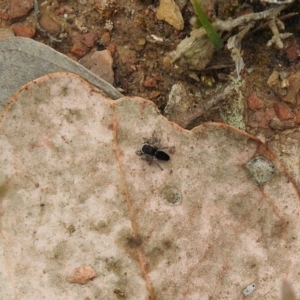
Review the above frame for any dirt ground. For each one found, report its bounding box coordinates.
[1,0,300,186]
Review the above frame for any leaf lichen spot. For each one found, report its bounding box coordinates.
[246,156,275,185]
[161,185,182,206]
[0,181,9,200]
[126,236,142,248]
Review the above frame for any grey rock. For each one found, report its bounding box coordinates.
[0,37,123,111]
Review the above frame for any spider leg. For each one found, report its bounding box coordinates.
[143,155,153,165]
[151,131,159,145]
[152,131,157,140]
[153,158,163,170]
[136,150,143,156]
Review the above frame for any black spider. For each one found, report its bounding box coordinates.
[136,132,170,170]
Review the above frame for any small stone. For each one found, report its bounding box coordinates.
[79,50,114,85]
[247,112,262,128]
[282,71,300,104]
[54,7,66,16]
[285,44,299,62]
[144,75,163,87]
[10,0,33,19]
[106,42,116,56]
[295,111,300,124]
[247,92,264,110]
[235,6,254,18]
[94,2,101,10]
[267,70,280,88]
[67,266,97,284]
[80,32,98,47]
[217,73,229,82]
[137,38,146,46]
[279,71,288,80]
[71,43,88,58]
[281,79,289,88]
[242,283,256,296]
[247,109,275,129]
[164,82,194,127]
[149,90,161,99]
[0,10,9,20]
[274,102,294,121]
[268,71,300,105]
[100,32,111,46]
[12,24,36,38]
[39,13,61,35]
[269,118,295,130]
[130,64,137,71]
[156,0,184,31]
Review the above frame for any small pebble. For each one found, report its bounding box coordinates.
[12,24,36,38]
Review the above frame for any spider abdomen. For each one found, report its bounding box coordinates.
[155,150,170,161]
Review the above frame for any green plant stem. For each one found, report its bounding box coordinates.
[191,0,223,50]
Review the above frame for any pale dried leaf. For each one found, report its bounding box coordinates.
[0,72,300,299]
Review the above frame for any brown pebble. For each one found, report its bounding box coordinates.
[54,7,66,16]
[39,13,61,35]
[106,42,116,56]
[247,92,264,110]
[269,118,295,130]
[100,32,111,46]
[295,111,300,124]
[71,43,88,58]
[282,71,300,104]
[217,73,229,82]
[80,32,98,47]
[94,3,101,9]
[149,91,161,99]
[0,10,9,20]
[285,44,299,62]
[79,50,114,85]
[144,75,163,87]
[274,102,294,121]
[10,0,33,19]
[235,7,254,18]
[12,24,36,38]
[247,109,276,129]
[130,64,137,71]
[267,70,279,88]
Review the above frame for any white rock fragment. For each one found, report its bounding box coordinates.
[164,82,191,119]
[104,19,113,32]
[242,283,256,296]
